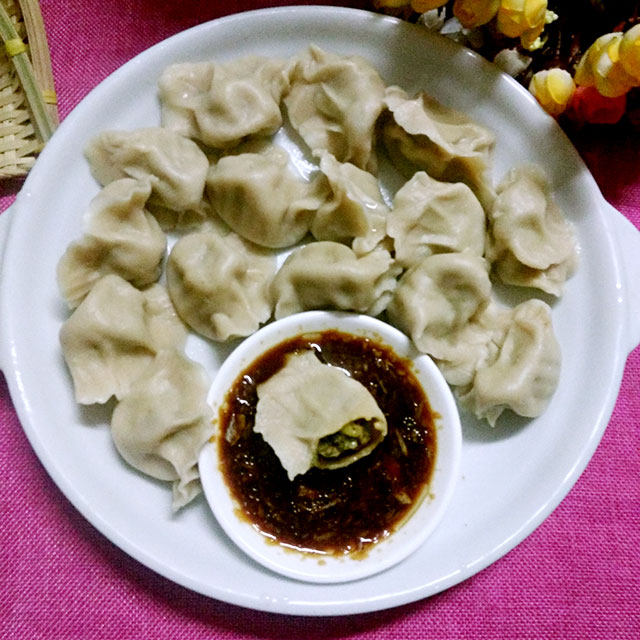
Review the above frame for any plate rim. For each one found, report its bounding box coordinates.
[0,5,632,616]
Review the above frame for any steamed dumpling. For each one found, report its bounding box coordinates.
[458,299,561,426]
[284,45,386,172]
[381,86,495,207]
[254,350,387,480]
[486,165,578,296]
[388,171,486,268]
[433,301,511,388]
[60,275,187,404]
[57,179,166,309]
[271,241,401,319]
[158,56,289,149]
[386,252,496,386]
[84,127,210,221]
[111,349,213,510]
[205,145,323,248]
[310,152,388,255]
[166,230,276,341]
[387,252,493,352]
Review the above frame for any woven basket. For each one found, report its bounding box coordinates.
[0,0,57,179]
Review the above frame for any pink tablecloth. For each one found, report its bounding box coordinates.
[1,1,638,638]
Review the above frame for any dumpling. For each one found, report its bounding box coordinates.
[380,86,496,207]
[205,145,323,248]
[271,241,401,319]
[388,171,486,268]
[111,349,213,510]
[166,230,276,341]
[310,152,388,255]
[142,281,191,348]
[457,299,561,426]
[60,275,187,404]
[148,197,213,232]
[158,56,289,149]
[433,301,512,388]
[57,179,166,308]
[254,350,387,480]
[485,165,578,296]
[284,45,386,173]
[387,252,493,351]
[84,127,210,220]
[386,252,496,385]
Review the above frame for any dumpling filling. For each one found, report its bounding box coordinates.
[316,418,377,464]
[254,350,388,480]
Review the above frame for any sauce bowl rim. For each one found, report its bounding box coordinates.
[198,310,462,583]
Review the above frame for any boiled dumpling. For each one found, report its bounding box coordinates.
[284,45,386,173]
[166,230,276,341]
[254,350,387,480]
[84,127,209,224]
[57,179,166,308]
[458,299,561,426]
[486,165,578,296]
[205,145,323,248]
[386,252,497,386]
[158,56,289,149]
[148,197,214,232]
[380,85,495,207]
[60,275,187,404]
[388,171,486,268]
[433,301,512,388]
[310,152,388,255]
[111,349,213,510]
[271,241,401,319]
[387,252,493,352]
[142,281,191,349]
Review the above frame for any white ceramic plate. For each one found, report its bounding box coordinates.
[1,6,639,617]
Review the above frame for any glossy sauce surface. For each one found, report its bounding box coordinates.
[217,330,437,557]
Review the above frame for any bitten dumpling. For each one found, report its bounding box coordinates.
[485,165,578,296]
[60,275,187,404]
[310,152,388,255]
[458,299,561,426]
[111,349,213,510]
[271,241,401,319]
[57,179,166,308]
[158,56,289,149]
[388,171,486,268]
[386,252,497,386]
[166,230,276,341]
[254,350,387,480]
[284,45,386,173]
[380,86,496,207]
[84,127,210,223]
[205,145,323,248]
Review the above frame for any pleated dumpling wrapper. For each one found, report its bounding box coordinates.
[254,350,388,480]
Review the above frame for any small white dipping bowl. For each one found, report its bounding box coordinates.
[198,311,462,583]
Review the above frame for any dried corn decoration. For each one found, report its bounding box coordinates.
[529,68,575,116]
[620,24,640,80]
[496,0,555,50]
[575,26,640,98]
[370,0,640,125]
[453,0,500,29]
[411,0,448,11]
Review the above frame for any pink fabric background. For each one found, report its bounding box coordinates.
[1,1,638,637]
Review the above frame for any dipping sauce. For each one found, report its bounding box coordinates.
[217,330,437,557]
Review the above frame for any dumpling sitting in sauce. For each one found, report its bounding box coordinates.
[253,350,387,480]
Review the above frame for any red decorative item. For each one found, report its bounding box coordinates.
[566,85,627,124]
